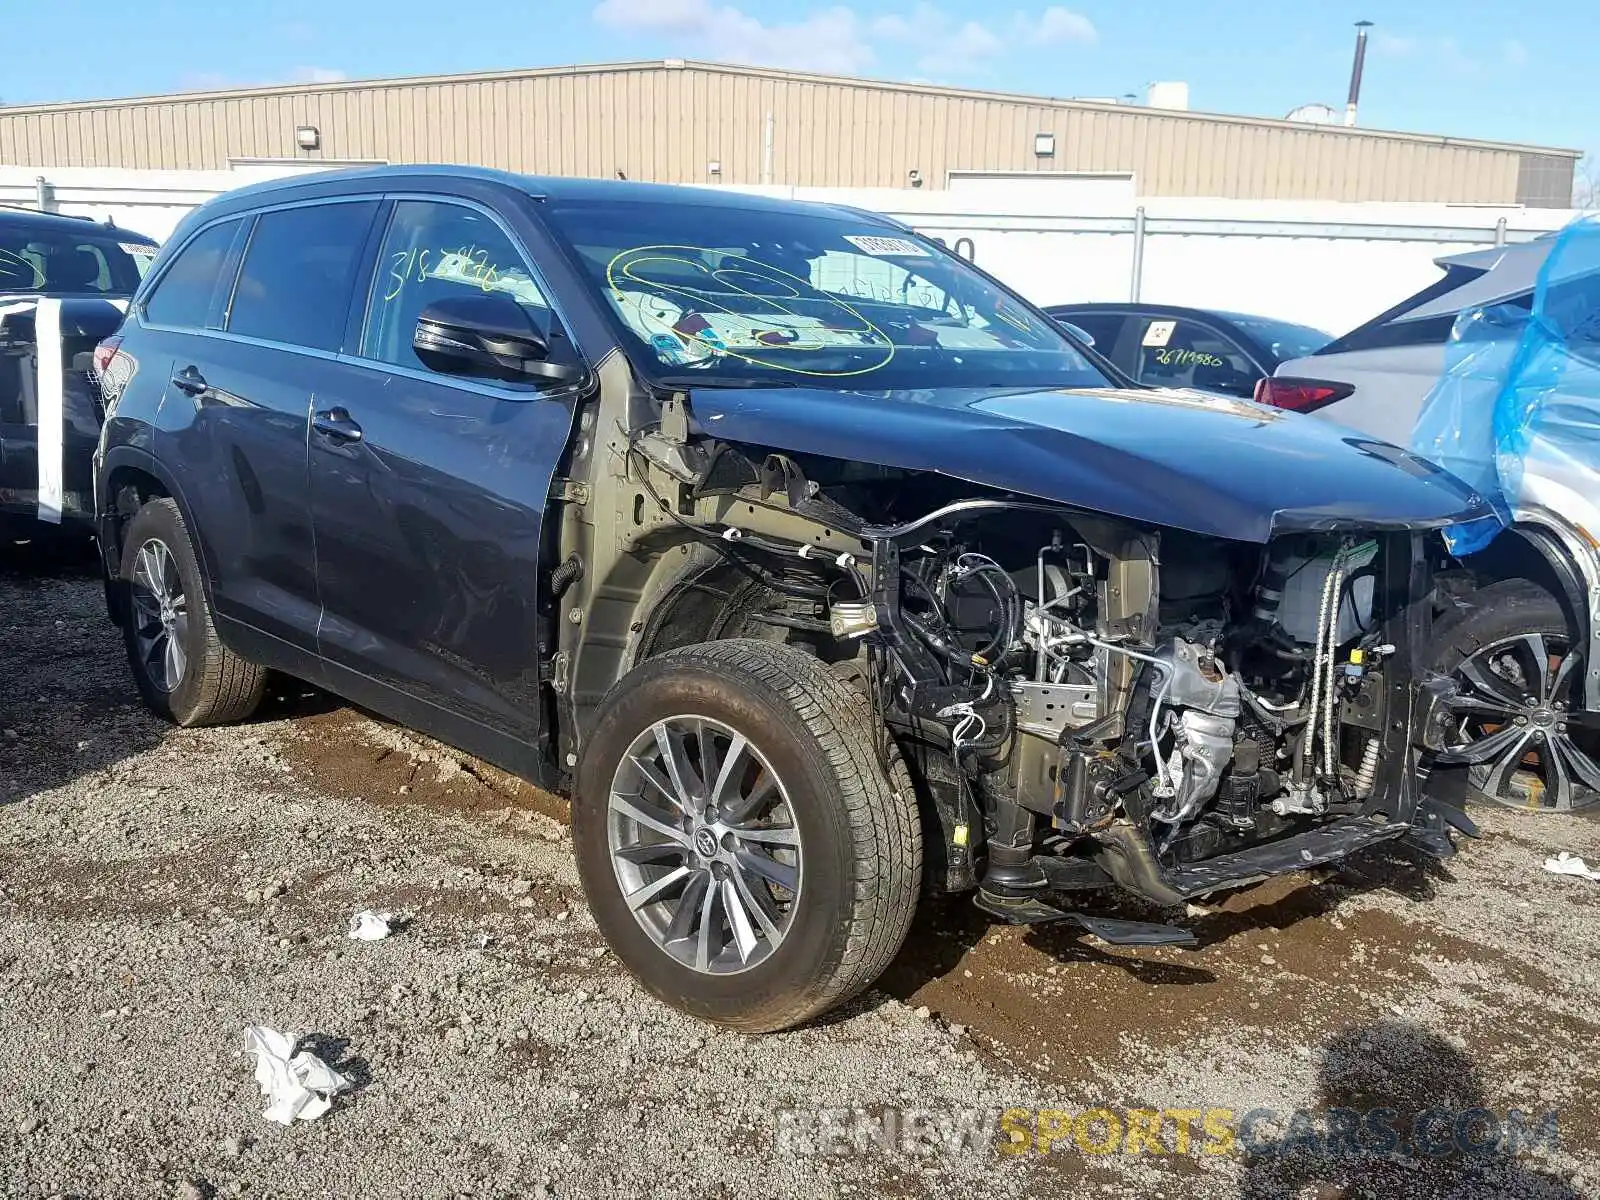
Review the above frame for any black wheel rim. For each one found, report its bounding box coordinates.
[130,537,189,694]
[1445,632,1600,812]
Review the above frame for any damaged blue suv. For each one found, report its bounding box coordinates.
[96,166,1489,1031]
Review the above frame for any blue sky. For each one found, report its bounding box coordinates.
[2,1,1593,157]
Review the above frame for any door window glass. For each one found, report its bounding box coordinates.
[1132,317,1259,397]
[360,200,553,370]
[142,219,242,328]
[228,201,379,352]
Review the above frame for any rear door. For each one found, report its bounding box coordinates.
[307,193,583,757]
[158,198,380,655]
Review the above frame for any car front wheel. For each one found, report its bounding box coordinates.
[573,639,921,1032]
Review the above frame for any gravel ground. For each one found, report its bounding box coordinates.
[2,541,1598,1199]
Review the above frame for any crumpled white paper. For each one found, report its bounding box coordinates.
[1544,851,1600,882]
[242,1026,352,1124]
[347,909,395,942]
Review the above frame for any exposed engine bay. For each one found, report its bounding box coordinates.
[851,505,1402,911]
[603,425,1477,937]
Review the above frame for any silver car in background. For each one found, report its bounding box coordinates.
[1264,236,1600,814]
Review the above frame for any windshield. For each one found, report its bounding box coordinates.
[544,198,1110,389]
[1224,314,1332,363]
[0,227,155,297]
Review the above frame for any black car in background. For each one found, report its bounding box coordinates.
[1044,302,1331,399]
[0,208,157,538]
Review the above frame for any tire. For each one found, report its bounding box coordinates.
[118,497,267,727]
[573,638,922,1033]
[1428,577,1600,812]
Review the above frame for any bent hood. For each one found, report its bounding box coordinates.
[689,384,1490,543]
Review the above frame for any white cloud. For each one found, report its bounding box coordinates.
[872,5,1004,76]
[590,2,1095,78]
[1032,7,1097,45]
[290,66,348,84]
[593,0,875,74]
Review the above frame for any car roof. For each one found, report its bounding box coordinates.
[1398,237,1555,323]
[0,205,156,244]
[1045,301,1294,327]
[193,164,899,225]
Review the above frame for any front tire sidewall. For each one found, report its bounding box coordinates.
[575,665,860,1030]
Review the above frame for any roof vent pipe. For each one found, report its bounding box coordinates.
[1345,21,1373,127]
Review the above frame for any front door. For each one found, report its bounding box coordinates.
[308,197,580,754]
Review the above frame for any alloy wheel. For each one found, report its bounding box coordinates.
[129,537,190,694]
[607,715,802,974]
[1444,632,1600,812]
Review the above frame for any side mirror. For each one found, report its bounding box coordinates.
[413,294,581,385]
[1057,320,1095,348]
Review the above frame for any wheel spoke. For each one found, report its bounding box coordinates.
[663,869,711,945]
[623,865,693,912]
[730,823,799,847]
[1553,732,1600,794]
[696,720,721,798]
[629,753,689,814]
[164,636,186,687]
[693,878,721,972]
[706,732,748,810]
[720,876,759,963]
[609,792,690,846]
[1451,721,1532,766]
[1479,728,1533,798]
[1520,634,1552,704]
[730,867,782,941]
[614,840,688,866]
[735,846,798,894]
[1543,737,1574,812]
[1550,652,1580,705]
[653,723,699,812]
[144,632,168,676]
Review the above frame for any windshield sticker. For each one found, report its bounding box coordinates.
[1142,319,1177,348]
[842,235,930,258]
[606,245,896,378]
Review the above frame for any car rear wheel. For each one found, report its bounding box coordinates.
[573,638,921,1033]
[119,497,267,726]
[1430,578,1600,812]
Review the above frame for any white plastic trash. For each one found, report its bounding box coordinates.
[242,1026,352,1124]
[1544,851,1600,882]
[347,910,395,941]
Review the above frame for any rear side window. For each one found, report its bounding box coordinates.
[1318,265,1522,355]
[142,219,242,328]
[228,202,379,352]
[1129,316,1260,398]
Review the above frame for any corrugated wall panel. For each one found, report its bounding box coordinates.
[0,63,1569,204]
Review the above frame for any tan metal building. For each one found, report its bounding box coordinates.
[0,59,1579,206]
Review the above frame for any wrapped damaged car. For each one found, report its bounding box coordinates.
[96,170,1489,1032]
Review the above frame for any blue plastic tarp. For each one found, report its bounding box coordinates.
[1410,216,1600,555]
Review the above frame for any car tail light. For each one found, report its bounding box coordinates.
[1254,376,1355,414]
[92,335,122,379]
